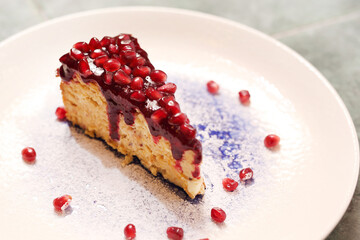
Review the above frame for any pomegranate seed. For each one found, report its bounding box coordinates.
[145,87,163,100]
[89,37,101,51]
[90,49,106,59]
[55,107,67,120]
[105,72,113,85]
[157,83,177,94]
[59,53,70,63]
[168,113,187,125]
[21,147,36,162]
[53,195,72,212]
[130,91,146,102]
[73,42,90,53]
[103,59,121,72]
[211,207,226,223]
[124,224,136,240]
[133,66,151,78]
[159,96,175,107]
[239,168,253,181]
[78,60,92,77]
[120,39,135,48]
[239,90,250,104]
[100,36,111,47]
[165,100,181,115]
[121,65,132,75]
[94,55,109,67]
[207,81,219,94]
[222,178,239,191]
[114,70,131,85]
[264,134,280,148]
[130,77,144,90]
[121,44,135,52]
[116,34,131,44]
[151,109,168,123]
[122,50,137,60]
[130,56,146,67]
[108,44,119,54]
[180,124,196,139]
[166,227,184,240]
[150,70,167,83]
[69,48,85,60]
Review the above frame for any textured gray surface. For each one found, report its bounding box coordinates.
[1,0,359,238]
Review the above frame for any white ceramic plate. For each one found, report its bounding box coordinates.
[0,7,358,240]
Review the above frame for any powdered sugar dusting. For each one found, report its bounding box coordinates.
[0,63,309,239]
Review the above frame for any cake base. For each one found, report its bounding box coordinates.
[60,74,205,198]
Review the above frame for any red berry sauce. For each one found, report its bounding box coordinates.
[124,224,136,240]
[167,226,184,240]
[59,34,202,177]
[211,207,226,223]
[239,167,253,182]
[264,134,280,148]
[53,195,72,212]
[55,107,67,120]
[21,147,36,163]
[222,177,239,192]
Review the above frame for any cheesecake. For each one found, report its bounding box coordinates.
[58,34,205,198]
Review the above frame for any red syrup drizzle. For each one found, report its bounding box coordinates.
[59,34,202,178]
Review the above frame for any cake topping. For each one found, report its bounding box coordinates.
[59,34,202,170]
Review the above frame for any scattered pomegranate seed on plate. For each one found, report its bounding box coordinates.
[239,168,254,182]
[124,224,136,240]
[167,226,184,240]
[239,90,250,104]
[53,195,72,212]
[206,80,219,94]
[55,107,67,120]
[21,147,36,163]
[211,207,226,223]
[222,178,239,192]
[264,134,280,148]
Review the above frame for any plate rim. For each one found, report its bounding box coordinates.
[0,6,359,239]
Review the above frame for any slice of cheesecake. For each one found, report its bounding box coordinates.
[58,34,204,198]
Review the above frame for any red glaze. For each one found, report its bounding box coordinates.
[239,168,253,181]
[211,207,226,223]
[222,178,239,192]
[22,147,36,162]
[59,34,202,176]
[167,227,184,240]
[124,224,136,240]
[53,195,72,211]
[264,134,280,148]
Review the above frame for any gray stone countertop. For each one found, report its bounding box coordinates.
[1,0,359,239]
